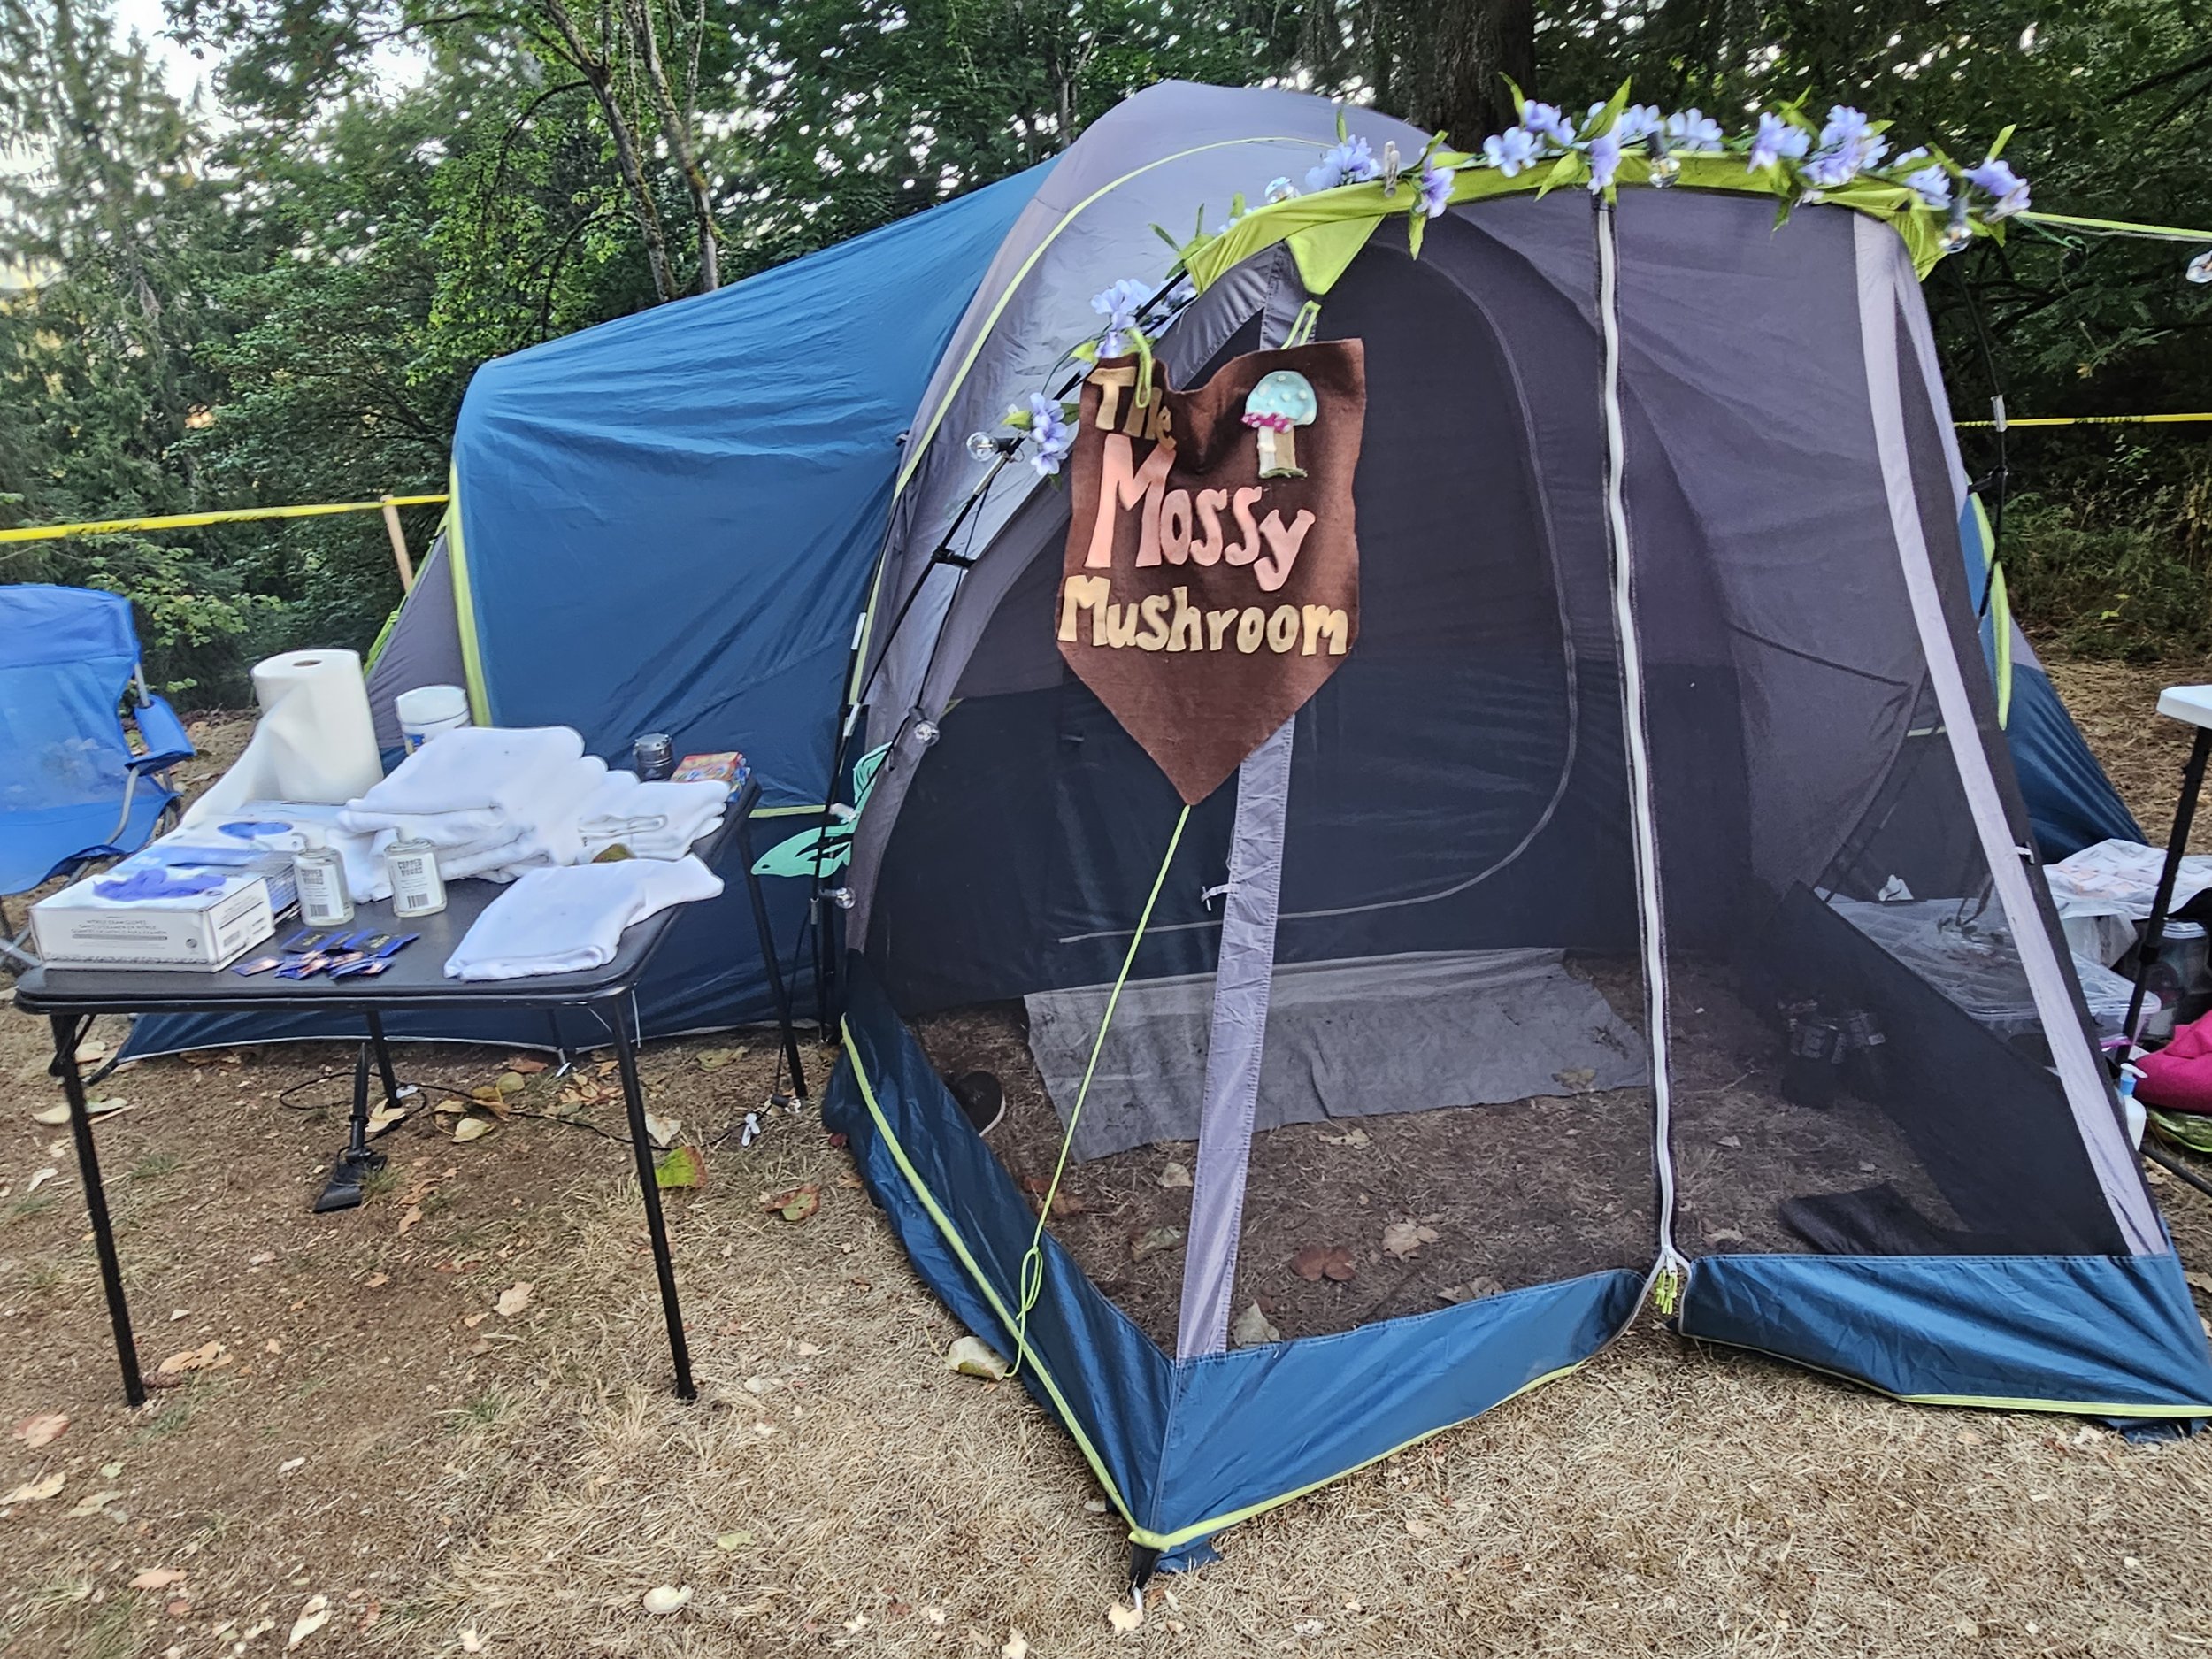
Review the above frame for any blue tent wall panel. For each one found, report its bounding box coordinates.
[827,960,1643,1555]
[1959,500,2145,859]
[829,964,1179,1525]
[455,169,1043,811]
[126,174,1039,1058]
[1680,1251,2212,1417]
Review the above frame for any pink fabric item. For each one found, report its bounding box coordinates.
[2136,1010,2212,1116]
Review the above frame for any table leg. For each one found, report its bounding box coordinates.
[52,1015,144,1406]
[612,1008,695,1400]
[2125,726,2212,1046]
[315,1012,399,1213]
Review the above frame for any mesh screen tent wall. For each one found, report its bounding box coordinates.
[821,86,2212,1575]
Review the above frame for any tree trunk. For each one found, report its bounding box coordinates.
[539,0,680,303]
[1417,0,1535,147]
[618,0,718,291]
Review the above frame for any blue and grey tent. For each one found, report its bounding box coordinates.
[126,77,2209,1573]
[814,82,2212,1578]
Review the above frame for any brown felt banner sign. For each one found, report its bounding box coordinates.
[1057,341,1364,804]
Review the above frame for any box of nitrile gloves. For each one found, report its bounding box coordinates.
[30,861,283,970]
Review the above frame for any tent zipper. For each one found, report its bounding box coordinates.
[1595,198,1689,1302]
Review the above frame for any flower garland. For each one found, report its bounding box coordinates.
[995,88,2046,479]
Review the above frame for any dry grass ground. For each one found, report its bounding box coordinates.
[8,665,2212,1658]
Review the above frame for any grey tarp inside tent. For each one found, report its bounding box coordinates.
[365,530,465,754]
[819,81,2212,1571]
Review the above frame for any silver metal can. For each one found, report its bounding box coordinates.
[293,846,354,926]
[385,837,448,918]
[633,732,675,780]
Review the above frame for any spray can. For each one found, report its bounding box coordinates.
[293,847,354,926]
[385,838,448,918]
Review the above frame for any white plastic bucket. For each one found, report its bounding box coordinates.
[395,683,472,753]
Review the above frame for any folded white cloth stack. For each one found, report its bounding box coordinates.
[443,856,724,980]
[336,726,610,897]
[574,770,729,861]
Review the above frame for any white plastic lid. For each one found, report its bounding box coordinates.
[395,683,469,725]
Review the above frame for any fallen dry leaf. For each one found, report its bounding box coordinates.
[641,1585,692,1616]
[287,1594,331,1648]
[946,1336,1009,1380]
[505,1056,549,1075]
[1438,1277,1504,1304]
[1002,1632,1030,1659]
[364,1272,389,1288]
[452,1117,497,1143]
[130,1568,187,1592]
[12,1412,67,1449]
[365,1103,406,1138]
[495,1281,534,1318]
[66,1488,120,1517]
[26,1167,58,1193]
[3,1471,65,1504]
[1381,1220,1440,1261]
[1231,1302,1280,1347]
[643,1112,680,1148]
[1705,1227,1747,1247]
[155,1340,227,1376]
[761,1184,820,1223]
[1130,1225,1184,1262]
[1156,1161,1192,1188]
[1291,1244,1356,1284]
[1717,1133,1743,1148]
[396,1205,423,1236]
[1107,1599,1143,1632]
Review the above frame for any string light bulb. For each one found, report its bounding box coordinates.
[966,430,1002,463]
[1940,196,1974,255]
[910,718,941,746]
[1644,132,1679,188]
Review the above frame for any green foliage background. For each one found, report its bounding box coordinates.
[2,0,2207,697]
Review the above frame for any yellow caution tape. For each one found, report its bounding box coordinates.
[0,494,449,544]
[1955,414,2212,428]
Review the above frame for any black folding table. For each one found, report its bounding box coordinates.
[13,818,754,1408]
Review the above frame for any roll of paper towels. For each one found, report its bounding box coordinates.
[183,649,387,826]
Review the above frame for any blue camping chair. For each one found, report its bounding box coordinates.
[0,585,196,968]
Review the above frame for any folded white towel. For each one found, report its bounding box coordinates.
[338,726,588,845]
[443,855,724,980]
[574,772,727,861]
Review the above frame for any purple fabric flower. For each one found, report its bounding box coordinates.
[1416,154,1453,218]
[1747,111,1810,171]
[1027,393,1075,478]
[1482,127,1540,177]
[1522,101,1575,148]
[1305,135,1382,194]
[1804,104,1889,188]
[1091,277,1149,357]
[1965,158,2030,219]
[1906,164,1953,208]
[1663,109,1725,151]
[1586,130,1622,193]
[1611,104,1663,145]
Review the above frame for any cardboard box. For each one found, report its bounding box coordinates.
[31,872,279,970]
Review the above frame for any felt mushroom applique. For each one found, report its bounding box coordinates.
[1243,369,1317,479]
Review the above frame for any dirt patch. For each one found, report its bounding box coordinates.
[914,953,1953,1351]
